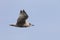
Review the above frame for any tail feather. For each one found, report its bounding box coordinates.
[10,24,16,26]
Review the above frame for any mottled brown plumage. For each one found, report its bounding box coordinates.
[10,9,34,27]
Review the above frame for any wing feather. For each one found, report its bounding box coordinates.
[16,10,28,26]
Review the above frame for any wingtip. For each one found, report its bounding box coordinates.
[23,9,26,12]
[20,10,23,13]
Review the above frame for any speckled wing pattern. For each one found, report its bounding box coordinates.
[16,10,28,26]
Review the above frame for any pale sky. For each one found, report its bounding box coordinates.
[0,0,60,40]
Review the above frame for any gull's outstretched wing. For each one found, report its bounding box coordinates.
[16,10,28,26]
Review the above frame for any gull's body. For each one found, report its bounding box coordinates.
[10,9,34,27]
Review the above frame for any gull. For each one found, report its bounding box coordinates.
[10,9,34,27]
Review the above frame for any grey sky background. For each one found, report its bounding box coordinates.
[0,0,60,40]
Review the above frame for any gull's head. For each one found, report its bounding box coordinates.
[29,23,34,26]
[23,21,34,27]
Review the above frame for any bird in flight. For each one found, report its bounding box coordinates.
[10,9,34,28]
